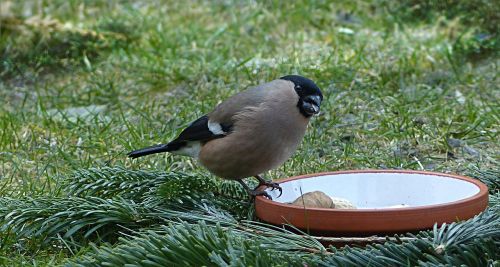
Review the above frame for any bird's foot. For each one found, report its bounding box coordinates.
[237,179,273,200]
[255,181,282,198]
[248,189,273,200]
[254,175,282,197]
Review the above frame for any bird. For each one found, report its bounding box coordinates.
[128,75,323,199]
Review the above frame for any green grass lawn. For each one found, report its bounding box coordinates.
[1,0,498,265]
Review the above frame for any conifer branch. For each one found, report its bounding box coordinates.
[0,166,497,266]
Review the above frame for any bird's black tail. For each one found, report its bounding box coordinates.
[127,144,172,158]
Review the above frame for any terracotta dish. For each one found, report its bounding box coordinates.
[255,170,489,235]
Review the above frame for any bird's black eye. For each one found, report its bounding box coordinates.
[295,85,302,92]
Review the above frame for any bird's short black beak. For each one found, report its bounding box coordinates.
[302,95,321,116]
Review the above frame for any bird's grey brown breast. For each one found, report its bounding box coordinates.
[199,83,310,179]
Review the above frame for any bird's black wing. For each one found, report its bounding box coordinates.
[127,115,232,159]
[171,115,232,144]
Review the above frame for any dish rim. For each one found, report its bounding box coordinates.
[256,169,489,212]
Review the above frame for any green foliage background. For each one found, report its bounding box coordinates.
[0,0,498,265]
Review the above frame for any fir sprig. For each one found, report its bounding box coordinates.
[322,209,499,266]
[0,196,158,244]
[65,167,248,202]
[467,165,500,192]
[65,167,195,200]
[69,222,306,267]
[68,209,499,266]
[0,195,246,246]
[1,167,498,266]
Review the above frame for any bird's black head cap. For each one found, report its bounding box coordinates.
[280,75,323,117]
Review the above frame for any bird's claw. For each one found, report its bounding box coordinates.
[255,181,283,198]
[266,182,283,198]
[249,189,273,200]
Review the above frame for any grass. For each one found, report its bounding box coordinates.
[0,0,498,265]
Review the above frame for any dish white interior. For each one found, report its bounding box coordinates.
[267,172,480,209]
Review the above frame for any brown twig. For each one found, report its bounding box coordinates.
[310,235,418,244]
[235,223,418,251]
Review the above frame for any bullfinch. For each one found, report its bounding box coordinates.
[128,75,323,199]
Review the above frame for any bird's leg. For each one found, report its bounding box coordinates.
[253,175,282,197]
[237,179,272,200]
